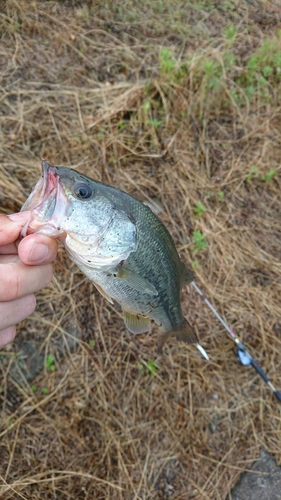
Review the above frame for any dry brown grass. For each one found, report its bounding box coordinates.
[0,1,281,499]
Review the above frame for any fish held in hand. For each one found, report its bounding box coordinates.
[21,160,208,359]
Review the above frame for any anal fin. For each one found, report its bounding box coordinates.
[123,311,151,334]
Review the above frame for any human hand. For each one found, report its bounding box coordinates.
[0,213,58,348]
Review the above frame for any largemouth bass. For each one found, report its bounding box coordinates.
[21,161,208,357]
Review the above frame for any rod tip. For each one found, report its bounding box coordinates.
[196,343,209,361]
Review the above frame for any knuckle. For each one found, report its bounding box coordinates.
[0,262,53,302]
[39,264,53,289]
[45,264,54,284]
[26,294,36,314]
[0,326,16,348]
[1,264,22,301]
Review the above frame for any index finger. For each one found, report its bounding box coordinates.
[0,243,18,255]
[0,213,30,246]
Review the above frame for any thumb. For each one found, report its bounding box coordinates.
[18,234,58,265]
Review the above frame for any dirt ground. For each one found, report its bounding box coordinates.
[0,1,281,499]
[228,449,281,500]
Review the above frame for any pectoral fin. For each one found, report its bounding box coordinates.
[123,311,151,334]
[116,268,158,296]
[157,318,198,353]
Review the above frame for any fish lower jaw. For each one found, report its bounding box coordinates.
[25,218,65,237]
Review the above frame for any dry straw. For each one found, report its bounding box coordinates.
[0,1,281,499]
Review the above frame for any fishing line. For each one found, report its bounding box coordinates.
[192,281,281,403]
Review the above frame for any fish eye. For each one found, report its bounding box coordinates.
[74,183,93,200]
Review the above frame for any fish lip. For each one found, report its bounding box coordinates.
[21,160,59,213]
[39,160,59,213]
[42,160,58,199]
[20,160,66,237]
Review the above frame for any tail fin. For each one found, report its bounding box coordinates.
[157,318,198,354]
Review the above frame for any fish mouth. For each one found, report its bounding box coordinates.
[21,160,67,238]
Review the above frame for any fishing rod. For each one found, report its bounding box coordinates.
[192,281,281,403]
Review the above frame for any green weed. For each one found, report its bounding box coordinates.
[89,339,96,348]
[42,387,48,395]
[81,5,90,22]
[194,202,208,218]
[159,48,187,81]
[260,169,276,182]
[147,360,157,375]
[236,33,281,99]
[160,48,176,76]
[139,98,164,136]
[192,230,208,252]
[143,101,151,111]
[195,0,216,11]
[117,120,127,130]
[218,191,224,201]
[224,51,236,70]
[246,165,259,181]
[248,37,281,79]
[45,354,55,372]
[221,1,233,11]
[139,359,157,376]
[203,60,222,90]
[187,31,281,109]
[246,166,276,182]
[149,118,161,129]
[224,26,236,43]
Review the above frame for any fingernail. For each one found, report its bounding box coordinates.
[28,243,49,263]
[8,211,30,221]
